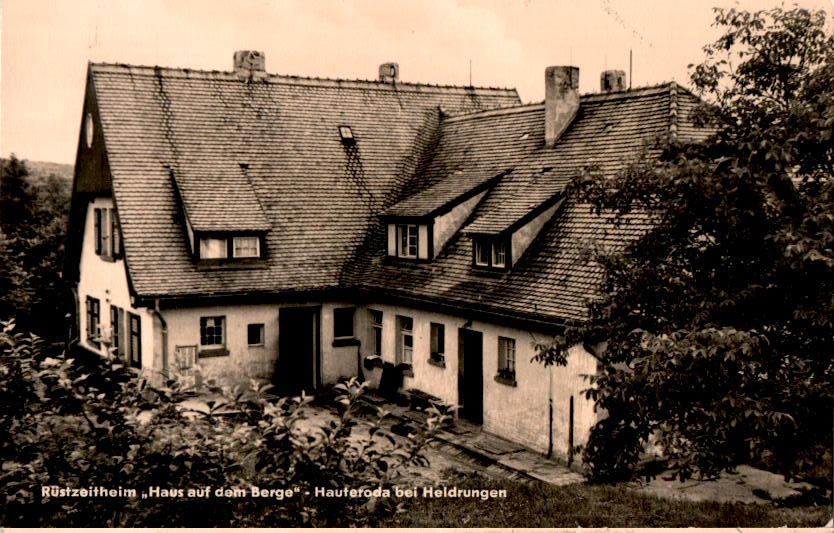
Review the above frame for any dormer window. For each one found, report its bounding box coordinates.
[233,236,260,258]
[472,236,510,271]
[196,234,264,261]
[492,242,506,268]
[398,224,418,258]
[200,237,228,259]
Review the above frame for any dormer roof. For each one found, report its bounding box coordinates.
[170,162,270,233]
[380,168,509,219]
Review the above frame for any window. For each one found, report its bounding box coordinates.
[498,336,516,380]
[110,211,121,258]
[475,239,490,266]
[333,307,355,338]
[128,313,141,368]
[200,237,228,259]
[248,323,265,346]
[397,224,418,258]
[86,296,100,344]
[200,316,226,348]
[396,316,413,366]
[93,207,121,259]
[233,236,260,258]
[473,237,509,270]
[369,310,383,356]
[338,125,354,142]
[492,242,506,268]
[110,305,126,358]
[430,322,445,363]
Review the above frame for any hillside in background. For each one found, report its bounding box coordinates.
[13,159,74,182]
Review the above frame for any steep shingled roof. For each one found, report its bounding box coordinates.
[88,63,520,297]
[350,83,706,322]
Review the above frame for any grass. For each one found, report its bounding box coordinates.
[385,470,832,528]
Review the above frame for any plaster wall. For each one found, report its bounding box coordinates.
[433,191,486,258]
[77,197,156,372]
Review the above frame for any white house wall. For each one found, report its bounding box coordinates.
[354,302,599,458]
[77,197,155,370]
[163,304,281,385]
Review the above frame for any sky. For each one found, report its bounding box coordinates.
[2,0,832,164]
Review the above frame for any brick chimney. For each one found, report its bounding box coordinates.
[233,50,266,79]
[379,62,399,83]
[600,69,626,92]
[545,66,580,149]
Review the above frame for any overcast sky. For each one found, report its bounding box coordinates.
[2,0,832,164]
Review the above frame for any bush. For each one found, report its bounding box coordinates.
[0,319,449,526]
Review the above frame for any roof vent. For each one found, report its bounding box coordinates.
[233,50,266,79]
[379,62,399,83]
[600,69,626,93]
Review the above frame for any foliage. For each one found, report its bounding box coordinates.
[0,155,72,341]
[0,320,449,526]
[391,470,830,528]
[537,7,833,481]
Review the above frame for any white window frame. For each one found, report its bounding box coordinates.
[397,315,413,366]
[397,224,418,258]
[200,316,226,349]
[475,239,490,266]
[369,309,383,356]
[199,237,228,259]
[492,242,506,268]
[498,336,516,377]
[233,236,260,258]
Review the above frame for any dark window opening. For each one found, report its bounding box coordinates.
[334,307,355,338]
[248,323,265,346]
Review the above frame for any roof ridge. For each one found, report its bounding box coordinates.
[444,101,544,121]
[669,81,679,143]
[89,62,519,95]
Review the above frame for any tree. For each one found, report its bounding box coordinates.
[0,156,72,340]
[538,7,833,482]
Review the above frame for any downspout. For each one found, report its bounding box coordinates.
[547,363,554,458]
[152,299,168,379]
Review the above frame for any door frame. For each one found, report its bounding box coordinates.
[457,327,484,424]
[277,305,321,393]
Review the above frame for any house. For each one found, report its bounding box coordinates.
[65,51,706,459]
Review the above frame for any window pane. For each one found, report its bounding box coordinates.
[396,315,413,365]
[200,238,228,259]
[100,208,110,256]
[233,236,259,258]
[430,322,444,356]
[498,337,516,374]
[475,240,490,265]
[370,309,382,356]
[201,316,225,346]
[398,224,418,258]
[248,323,264,345]
[333,307,355,338]
[111,209,120,257]
[493,242,506,267]
[129,314,141,368]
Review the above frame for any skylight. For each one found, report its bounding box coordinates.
[339,125,354,143]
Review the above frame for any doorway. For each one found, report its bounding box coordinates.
[458,328,483,424]
[275,307,320,395]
